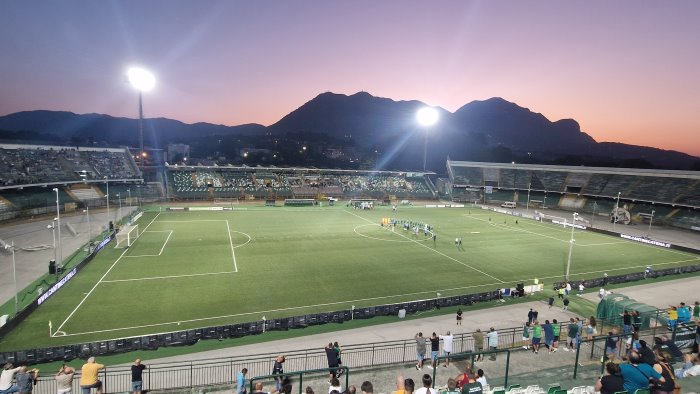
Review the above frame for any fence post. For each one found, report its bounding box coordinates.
[190,361,193,389]
[504,350,510,387]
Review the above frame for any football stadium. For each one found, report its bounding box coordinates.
[1,146,699,392]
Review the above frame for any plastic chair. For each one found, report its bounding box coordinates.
[546,387,561,394]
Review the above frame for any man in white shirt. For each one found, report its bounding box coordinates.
[1,363,21,394]
[414,374,436,394]
[439,331,454,367]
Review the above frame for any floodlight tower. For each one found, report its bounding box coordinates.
[416,107,439,172]
[127,67,155,171]
[53,188,63,265]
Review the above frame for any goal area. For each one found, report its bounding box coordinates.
[115,225,139,248]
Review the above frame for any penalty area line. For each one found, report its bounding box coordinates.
[53,212,162,336]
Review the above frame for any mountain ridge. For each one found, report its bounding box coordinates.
[0,92,697,171]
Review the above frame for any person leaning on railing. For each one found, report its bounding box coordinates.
[79,357,104,394]
[55,365,75,394]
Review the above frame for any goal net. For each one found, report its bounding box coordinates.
[115,225,139,248]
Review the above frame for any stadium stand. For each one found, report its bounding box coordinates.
[166,166,435,201]
[446,160,700,231]
[0,144,139,186]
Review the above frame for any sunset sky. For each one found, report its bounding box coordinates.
[1,1,698,156]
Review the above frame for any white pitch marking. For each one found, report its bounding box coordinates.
[102,271,236,283]
[53,212,161,336]
[124,230,173,257]
[226,220,238,272]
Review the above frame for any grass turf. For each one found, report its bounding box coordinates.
[1,204,697,350]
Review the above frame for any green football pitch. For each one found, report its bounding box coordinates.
[2,205,698,350]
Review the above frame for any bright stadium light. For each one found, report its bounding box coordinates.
[127,66,156,172]
[416,107,439,171]
[127,67,156,92]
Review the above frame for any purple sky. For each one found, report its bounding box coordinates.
[1,1,699,156]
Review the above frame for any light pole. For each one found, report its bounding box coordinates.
[526,183,531,212]
[127,66,156,172]
[591,201,597,228]
[565,212,579,281]
[4,241,18,315]
[614,192,621,231]
[53,188,62,265]
[648,210,655,237]
[416,107,439,172]
[117,193,122,221]
[47,219,57,263]
[84,206,91,241]
[104,176,110,224]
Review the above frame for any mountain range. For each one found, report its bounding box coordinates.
[0,92,697,171]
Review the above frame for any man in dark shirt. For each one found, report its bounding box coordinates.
[429,333,440,369]
[131,358,146,394]
[325,343,339,380]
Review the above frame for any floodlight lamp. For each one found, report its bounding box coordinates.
[127,67,156,92]
[416,107,439,127]
[52,188,58,192]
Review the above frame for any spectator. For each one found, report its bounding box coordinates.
[1,363,21,394]
[328,378,342,394]
[403,380,414,394]
[521,322,531,350]
[429,333,440,369]
[325,342,339,380]
[678,354,700,378]
[391,375,405,394]
[131,359,146,394]
[360,381,373,394]
[668,306,678,331]
[486,327,498,361]
[55,365,74,394]
[282,383,293,394]
[564,318,578,352]
[454,362,475,388]
[272,356,285,392]
[654,335,684,362]
[638,340,656,366]
[693,301,700,322]
[439,378,459,394]
[605,329,619,362]
[439,331,453,367]
[79,357,105,394]
[542,320,554,353]
[619,351,663,393]
[585,316,597,341]
[475,369,487,388]
[415,374,436,394]
[15,367,38,394]
[306,388,315,394]
[236,368,248,394]
[621,310,632,334]
[653,351,679,394]
[594,363,624,394]
[343,386,357,394]
[678,302,691,323]
[472,329,484,361]
[531,320,542,354]
[415,332,427,370]
[253,382,269,394]
[552,319,561,351]
[333,342,343,371]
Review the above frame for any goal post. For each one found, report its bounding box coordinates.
[115,225,139,248]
